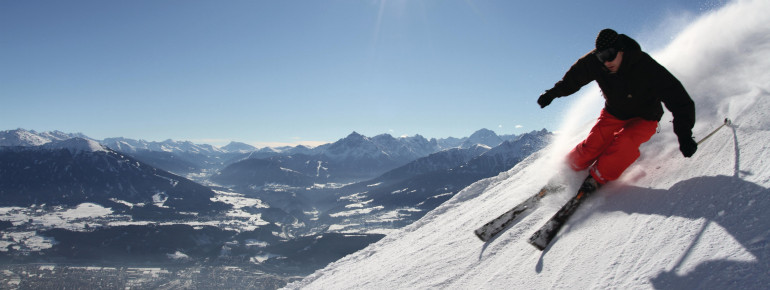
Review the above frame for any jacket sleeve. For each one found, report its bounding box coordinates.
[658,68,696,139]
[545,53,596,98]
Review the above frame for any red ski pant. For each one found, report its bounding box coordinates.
[567,109,658,184]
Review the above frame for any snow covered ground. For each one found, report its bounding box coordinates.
[287,0,770,288]
[0,190,271,252]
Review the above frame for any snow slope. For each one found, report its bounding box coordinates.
[287,0,770,288]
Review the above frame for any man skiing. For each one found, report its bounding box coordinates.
[476,29,699,246]
[537,28,697,190]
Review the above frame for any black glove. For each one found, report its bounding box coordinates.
[537,93,556,108]
[678,136,697,158]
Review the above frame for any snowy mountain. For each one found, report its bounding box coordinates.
[460,128,504,148]
[99,137,253,178]
[319,129,552,234]
[41,137,107,154]
[220,141,258,153]
[0,137,382,277]
[0,129,86,147]
[3,128,519,183]
[288,1,770,288]
[381,145,492,179]
[213,132,445,186]
[468,128,551,173]
[0,132,238,177]
[213,130,526,188]
[100,137,225,155]
[205,129,550,241]
[212,157,317,188]
[0,141,229,218]
[0,126,550,281]
[321,132,439,164]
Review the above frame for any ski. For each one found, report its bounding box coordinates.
[474,183,564,242]
[528,178,599,250]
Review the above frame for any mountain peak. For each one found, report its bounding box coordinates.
[346,131,366,140]
[462,128,503,148]
[1,129,88,147]
[0,128,50,147]
[43,137,107,154]
[221,141,257,153]
[325,132,375,157]
[372,134,398,146]
[470,128,496,136]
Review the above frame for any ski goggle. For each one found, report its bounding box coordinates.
[595,47,619,63]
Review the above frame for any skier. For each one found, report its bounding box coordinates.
[537,28,697,191]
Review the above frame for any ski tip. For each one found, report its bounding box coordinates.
[529,241,547,251]
[474,230,489,242]
[527,234,549,251]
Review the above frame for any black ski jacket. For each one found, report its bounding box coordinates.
[544,35,696,139]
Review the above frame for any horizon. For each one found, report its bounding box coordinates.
[4,126,548,149]
[1,1,726,147]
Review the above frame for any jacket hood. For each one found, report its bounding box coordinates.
[618,34,642,73]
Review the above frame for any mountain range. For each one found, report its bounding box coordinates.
[317,129,552,233]
[0,138,229,220]
[0,126,550,281]
[1,128,524,179]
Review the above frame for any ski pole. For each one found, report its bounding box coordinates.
[697,118,732,145]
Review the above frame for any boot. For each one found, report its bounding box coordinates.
[579,175,601,193]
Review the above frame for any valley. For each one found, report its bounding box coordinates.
[0,128,550,288]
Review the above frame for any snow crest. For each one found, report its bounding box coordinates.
[42,138,107,154]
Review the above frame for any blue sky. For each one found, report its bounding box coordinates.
[0,0,726,147]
